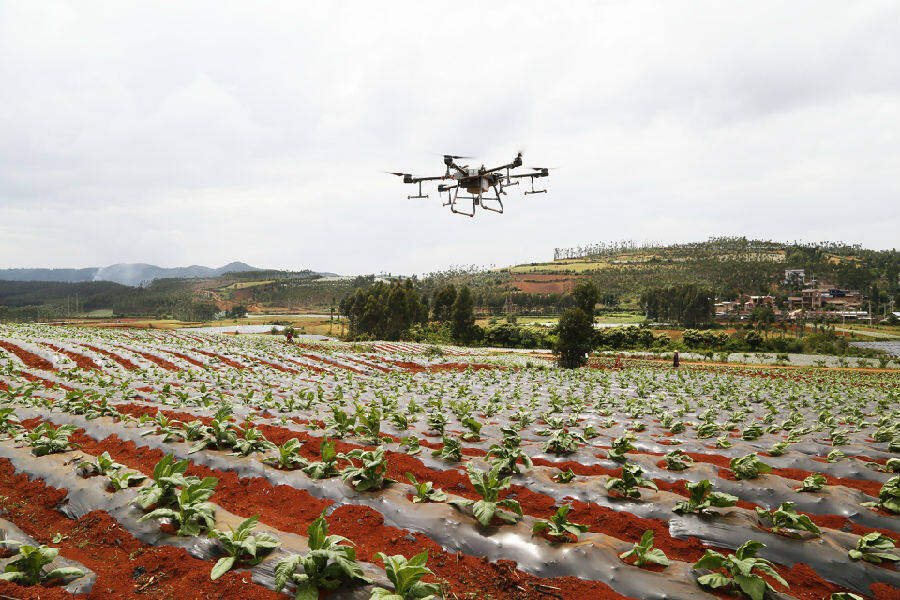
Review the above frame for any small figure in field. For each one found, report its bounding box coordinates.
[285,329,294,344]
[673,350,680,368]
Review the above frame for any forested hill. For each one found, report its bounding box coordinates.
[422,238,900,312]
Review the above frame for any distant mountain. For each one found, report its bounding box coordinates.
[92,262,259,286]
[0,262,261,287]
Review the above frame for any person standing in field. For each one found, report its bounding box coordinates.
[285,329,294,344]
[673,350,679,368]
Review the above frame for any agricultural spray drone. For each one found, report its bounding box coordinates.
[387,152,550,217]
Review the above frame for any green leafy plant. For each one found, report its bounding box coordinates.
[460,417,482,442]
[79,451,124,476]
[406,473,448,504]
[231,424,276,457]
[861,476,900,513]
[532,506,589,542]
[755,502,820,537]
[618,529,669,567]
[673,479,737,514]
[355,404,383,444]
[795,473,826,492]
[275,512,371,600]
[338,446,394,491]
[486,443,533,476]
[399,435,422,455]
[606,463,657,499]
[542,429,585,455]
[263,438,307,470]
[16,423,79,456]
[554,468,576,483]
[108,470,146,491]
[826,449,845,463]
[209,515,280,580]
[324,407,356,438]
[768,442,788,457]
[729,454,772,480]
[450,464,522,526]
[133,454,191,509]
[302,438,340,480]
[431,436,462,462]
[369,551,441,600]
[0,542,84,585]
[138,476,218,536]
[606,435,636,461]
[693,540,787,600]
[848,532,900,563]
[715,435,733,449]
[663,449,694,471]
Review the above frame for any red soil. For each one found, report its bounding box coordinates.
[0,458,285,600]
[0,340,55,370]
[194,349,246,369]
[114,345,179,370]
[57,423,637,600]
[80,344,140,370]
[42,343,101,370]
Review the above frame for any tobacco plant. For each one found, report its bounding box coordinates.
[606,463,657,499]
[861,476,900,513]
[209,515,280,580]
[264,438,306,470]
[849,532,899,563]
[133,454,191,509]
[663,449,694,471]
[672,479,737,514]
[406,473,448,503]
[138,476,218,536]
[16,423,79,456]
[693,540,787,600]
[729,454,772,480]
[0,542,84,585]
[370,551,441,600]
[451,464,522,526]
[339,446,393,491]
[755,502,820,536]
[619,530,669,567]
[795,473,827,492]
[303,438,340,480]
[532,506,589,542]
[275,512,371,600]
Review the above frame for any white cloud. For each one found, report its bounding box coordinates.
[0,0,898,275]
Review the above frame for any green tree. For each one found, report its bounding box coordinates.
[571,280,599,317]
[554,308,593,368]
[432,284,457,321]
[339,281,428,340]
[451,285,476,344]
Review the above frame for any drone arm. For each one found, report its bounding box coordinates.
[482,152,523,174]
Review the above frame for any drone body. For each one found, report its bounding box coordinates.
[388,152,550,217]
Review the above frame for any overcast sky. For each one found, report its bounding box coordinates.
[1,1,898,276]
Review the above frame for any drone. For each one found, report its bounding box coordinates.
[387,152,550,217]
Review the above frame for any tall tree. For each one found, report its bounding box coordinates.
[432,284,457,321]
[451,285,476,343]
[554,308,593,368]
[571,279,599,317]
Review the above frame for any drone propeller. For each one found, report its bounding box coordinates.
[384,171,409,177]
[444,154,473,160]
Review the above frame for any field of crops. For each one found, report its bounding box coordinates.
[0,324,899,600]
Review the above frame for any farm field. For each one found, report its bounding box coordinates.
[0,325,899,600]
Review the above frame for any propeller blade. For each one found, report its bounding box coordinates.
[383,171,409,177]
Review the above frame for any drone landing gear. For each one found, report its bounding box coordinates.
[480,185,504,214]
[408,181,428,200]
[448,186,476,217]
[524,176,547,195]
